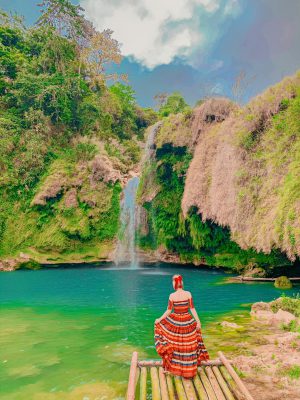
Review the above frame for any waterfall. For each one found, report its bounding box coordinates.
[141,121,162,165]
[114,122,162,268]
[114,176,140,268]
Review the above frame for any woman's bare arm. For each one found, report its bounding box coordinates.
[155,309,172,324]
[155,296,173,324]
[190,307,202,330]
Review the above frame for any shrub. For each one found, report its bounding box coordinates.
[274,276,293,289]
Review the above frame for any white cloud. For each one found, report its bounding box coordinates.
[223,0,241,16]
[210,60,224,71]
[81,0,241,69]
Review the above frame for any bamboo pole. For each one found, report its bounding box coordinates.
[139,360,162,367]
[174,376,188,400]
[134,367,141,395]
[233,276,300,282]
[159,367,170,400]
[151,366,162,400]
[198,368,217,400]
[212,366,235,400]
[182,378,198,400]
[135,367,140,388]
[166,374,176,400]
[127,352,138,400]
[138,359,223,367]
[193,374,209,400]
[219,366,245,400]
[205,367,226,400]
[140,367,147,400]
[218,352,254,400]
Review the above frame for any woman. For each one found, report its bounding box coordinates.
[154,274,210,379]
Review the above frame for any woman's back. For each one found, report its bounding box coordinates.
[170,289,191,302]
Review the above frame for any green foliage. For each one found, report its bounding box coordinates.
[17,260,41,270]
[59,208,91,240]
[0,5,155,260]
[271,294,300,317]
[282,365,300,380]
[159,92,190,117]
[139,141,292,270]
[72,142,98,162]
[109,83,140,138]
[37,0,85,40]
[281,319,300,333]
[188,213,212,250]
[138,73,300,269]
[232,80,300,260]
[93,183,122,240]
[274,275,293,289]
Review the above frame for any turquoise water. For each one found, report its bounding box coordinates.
[1,263,299,399]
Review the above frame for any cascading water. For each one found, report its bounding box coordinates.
[141,121,162,165]
[114,122,162,268]
[114,176,140,268]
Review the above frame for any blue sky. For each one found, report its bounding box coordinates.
[1,0,299,107]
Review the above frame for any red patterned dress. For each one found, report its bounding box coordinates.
[154,297,209,378]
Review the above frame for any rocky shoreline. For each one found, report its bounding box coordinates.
[221,297,300,399]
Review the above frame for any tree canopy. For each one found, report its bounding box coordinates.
[0,2,156,189]
[158,92,190,117]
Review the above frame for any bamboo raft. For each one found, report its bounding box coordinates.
[126,351,254,400]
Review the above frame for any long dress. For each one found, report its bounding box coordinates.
[154,297,210,378]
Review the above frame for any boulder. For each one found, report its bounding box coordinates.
[19,252,31,260]
[250,309,274,322]
[251,301,271,312]
[0,258,18,271]
[0,255,41,271]
[251,302,299,327]
[271,309,297,326]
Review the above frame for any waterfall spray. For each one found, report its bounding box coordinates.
[114,122,162,267]
[114,176,140,268]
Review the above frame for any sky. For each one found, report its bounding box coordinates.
[1,0,299,107]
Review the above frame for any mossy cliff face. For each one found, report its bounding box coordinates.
[0,141,126,264]
[0,103,153,265]
[0,14,157,266]
[138,73,300,272]
[183,72,300,262]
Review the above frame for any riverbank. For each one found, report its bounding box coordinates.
[0,243,115,271]
[204,296,300,400]
[2,248,299,279]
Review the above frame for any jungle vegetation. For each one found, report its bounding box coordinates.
[0,1,156,262]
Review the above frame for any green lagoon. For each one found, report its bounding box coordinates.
[1,264,300,399]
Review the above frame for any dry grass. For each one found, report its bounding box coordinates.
[191,97,237,145]
[155,112,193,148]
[182,71,300,260]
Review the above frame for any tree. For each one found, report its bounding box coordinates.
[109,83,138,138]
[79,28,123,86]
[232,70,256,104]
[154,92,168,110]
[158,92,190,117]
[37,0,123,84]
[37,0,85,39]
